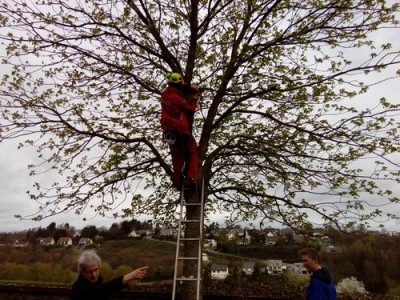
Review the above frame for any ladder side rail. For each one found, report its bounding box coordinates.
[196,178,205,300]
[172,187,185,300]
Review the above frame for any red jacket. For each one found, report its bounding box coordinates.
[161,85,196,135]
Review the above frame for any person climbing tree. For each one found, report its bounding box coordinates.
[161,72,201,190]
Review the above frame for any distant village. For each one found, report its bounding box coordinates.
[1,220,399,280]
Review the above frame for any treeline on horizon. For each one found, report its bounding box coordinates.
[1,218,154,244]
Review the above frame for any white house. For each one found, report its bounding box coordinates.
[39,237,55,246]
[129,230,140,238]
[57,237,73,247]
[266,259,284,275]
[202,253,209,261]
[211,264,229,280]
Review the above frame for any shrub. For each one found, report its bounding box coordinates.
[337,276,367,295]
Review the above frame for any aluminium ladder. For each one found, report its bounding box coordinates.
[172,179,205,300]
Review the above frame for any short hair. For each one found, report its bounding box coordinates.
[77,250,101,273]
[301,248,320,263]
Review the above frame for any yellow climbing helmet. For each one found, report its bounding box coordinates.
[166,72,183,84]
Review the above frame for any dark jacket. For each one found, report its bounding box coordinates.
[71,274,126,300]
[306,267,337,300]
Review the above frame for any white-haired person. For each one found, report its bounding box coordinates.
[71,249,148,300]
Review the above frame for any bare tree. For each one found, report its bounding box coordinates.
[1,0,400,298]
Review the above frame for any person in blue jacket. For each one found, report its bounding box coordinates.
[301,248,337,300]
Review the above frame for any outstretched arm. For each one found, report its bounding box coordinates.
[122,266,149,284]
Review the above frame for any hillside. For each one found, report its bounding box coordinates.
[0,238,178,282]
[1,237,400,299]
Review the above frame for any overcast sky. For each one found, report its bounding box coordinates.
[0,139,129,232]
[1,20,399,234]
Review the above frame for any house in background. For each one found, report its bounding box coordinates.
[226,229,239,241]
[78,237,93,247]
[292,262,311,275]
[265,231,278,245]
[204,239,217,249]
[266,259,284,275]
[239,228,251,245]
[137,229,153,237]
[242,261,255,275]
[211,264,229,280]
[202,253,209,262]
[39,237,55,246]
[129,230,140,238]
[159,228,176,237]
[13,240,29,248]
[129,229,153,238]
[57,237,72,247]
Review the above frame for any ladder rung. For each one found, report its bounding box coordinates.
[176,276,198,281]
[183,202,201,206]
[178,256,198,260]
[181,219,200,223]
[180,237,200,241]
